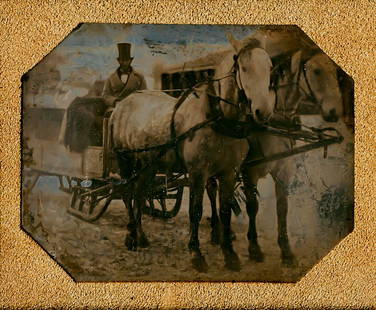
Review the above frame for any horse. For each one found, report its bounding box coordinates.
[207,47,345,267]
[109,33,274,272]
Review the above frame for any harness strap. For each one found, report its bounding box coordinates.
[169,83,208,170]
[170,88,196,141]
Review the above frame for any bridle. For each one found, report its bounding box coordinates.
[169,42,272,141]
[207,41,269,117]
[272,49,323,119]
[300,50,323,106]
[231,42,260,108]
[199,43,261,117]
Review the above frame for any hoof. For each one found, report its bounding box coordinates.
[192,253,208,273]
[248,245,264,262]
[125,234,137,251]
[282,254,297,267]
[138,233,150,248]
[224,251,241,271]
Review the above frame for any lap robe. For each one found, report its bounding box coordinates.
[63,96,107,152]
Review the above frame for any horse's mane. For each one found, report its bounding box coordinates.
[238,38,262,54]
[300,47,322,63]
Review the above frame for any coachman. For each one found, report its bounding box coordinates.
[102,43,147,107]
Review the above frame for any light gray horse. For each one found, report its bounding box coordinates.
[110,33,274,272]
[208,47,344,266]
[244,48,343,266]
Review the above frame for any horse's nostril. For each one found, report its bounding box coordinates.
[255,109,261,117]
[324,111,339,122]
[329,108,336,116]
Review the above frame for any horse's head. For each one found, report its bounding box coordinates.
[300,51,343,122]
[227,33,274,123]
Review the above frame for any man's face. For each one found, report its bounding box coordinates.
[118,58,132,72]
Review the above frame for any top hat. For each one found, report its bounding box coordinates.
[117,43,133,61]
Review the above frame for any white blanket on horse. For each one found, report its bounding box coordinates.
[110,91,188,150]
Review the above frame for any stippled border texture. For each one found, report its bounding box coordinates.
[1,1,375,308]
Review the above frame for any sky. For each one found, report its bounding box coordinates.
[24,23,257,108]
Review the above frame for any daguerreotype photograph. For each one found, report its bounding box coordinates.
[22,24,354,282]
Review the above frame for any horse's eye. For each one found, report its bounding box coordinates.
[313,68,321,75]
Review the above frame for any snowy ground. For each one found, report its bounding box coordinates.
[22,164,352,282]
[21,116,353,282]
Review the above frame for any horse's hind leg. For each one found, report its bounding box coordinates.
[242,167,264,262]
[218,172,241,271]
[116,153,138,251]
[133,195,150,249]
[133,166,156,248]
[123,193,138,251]
[206,177,221,245]
[272,173,297,267]
[188,173,208,273]
[117,153,150,250]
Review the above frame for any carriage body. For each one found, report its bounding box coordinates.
[24,108,104,180]
[22,100,186,221]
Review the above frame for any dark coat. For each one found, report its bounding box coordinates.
[102,67,147,106]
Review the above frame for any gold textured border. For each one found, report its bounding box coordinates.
[1,0,375,308]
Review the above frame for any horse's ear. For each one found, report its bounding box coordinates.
[226,32,241,53]
[254,32,267,50]
[291,50,302,75]
[258,36,267,50]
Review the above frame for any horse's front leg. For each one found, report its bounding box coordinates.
[242,166,264,262]
[218,172,241,271]
[132,167,156,249]
[272,172,297,267]
[206,177,221,245]
[188,173,208,273]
